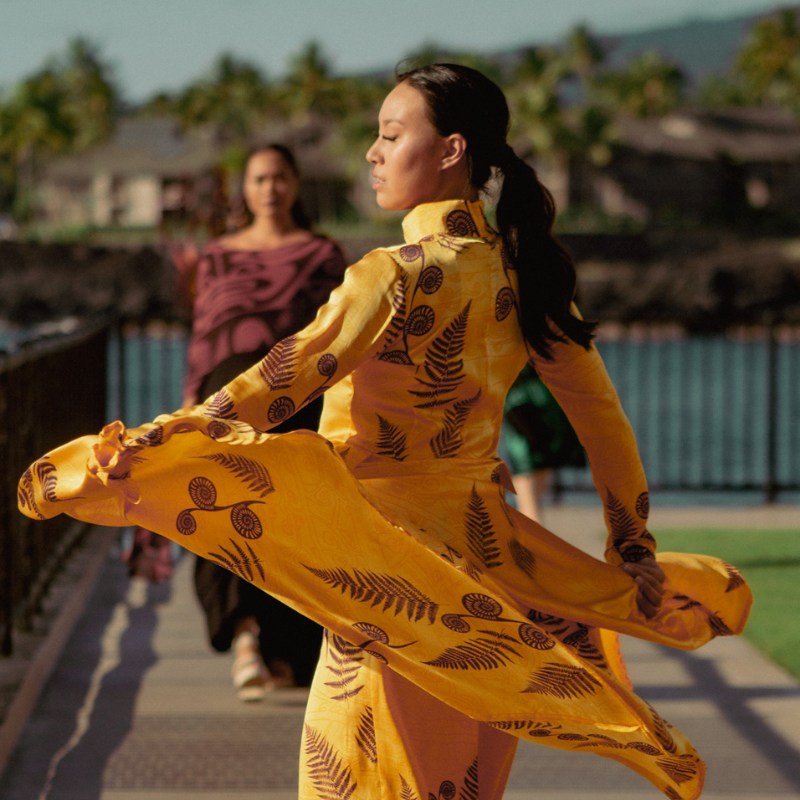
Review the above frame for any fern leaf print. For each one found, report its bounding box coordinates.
[460,758,479,800]
[323,633,365,701]
[429,390,481,458]
[303,725,357,799]
[723,561,746,592]
[207,538,266,583]
[201,452,275,497]
[206,388,237,419]
[399,776,420,800]
[259,335,299,390]
[355,707,378,764]
[381,269,409,351]
[605,489,641,549]
[424,630,521,670]
[509,537,536,578]
[464,486,502,568]
[35,459,59,503]
[376,415,408,460]
[409,302,471,408]
[523,663,602,699]
[17,467,44,520]
[303,566,439,623]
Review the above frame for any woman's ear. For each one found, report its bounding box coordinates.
[441,133,468,171]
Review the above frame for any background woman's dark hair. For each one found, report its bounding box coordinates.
[395,63,595,358]
[240,142,312,231]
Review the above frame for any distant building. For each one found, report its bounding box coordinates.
[570,106,800,226]
[37,117,221,231]
[36,115,353,235]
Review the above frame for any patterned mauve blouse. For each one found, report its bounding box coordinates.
[184,235,347,402]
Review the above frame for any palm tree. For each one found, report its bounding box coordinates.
[0,69,76,219]
[564,24,606,85]
[593,51,685,118]
[56,37,120,149]
[279,41,344,123]
[735,8,800,114]
[507,45,570,158]
[177,53,271,144]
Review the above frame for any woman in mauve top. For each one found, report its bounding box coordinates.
[180,144,345,699]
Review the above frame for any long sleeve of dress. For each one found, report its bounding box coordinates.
[530,326,654,566]
[80,250,402,482]
[197,249,401,433]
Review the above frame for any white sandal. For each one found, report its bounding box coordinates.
[231,632,273,702]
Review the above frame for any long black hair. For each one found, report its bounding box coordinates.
[396,63,595,358]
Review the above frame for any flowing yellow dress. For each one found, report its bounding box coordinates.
[19,199,751,800]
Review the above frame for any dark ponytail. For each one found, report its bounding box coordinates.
[396,63,595,358]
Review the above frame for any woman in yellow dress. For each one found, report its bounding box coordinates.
[19,64,751,800]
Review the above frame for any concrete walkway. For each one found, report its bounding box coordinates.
[0,504,798,799]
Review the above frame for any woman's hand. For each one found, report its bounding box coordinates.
[621,557,666,619]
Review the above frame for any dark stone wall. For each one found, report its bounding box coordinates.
[1,232,798,332]
[0,241,183,325]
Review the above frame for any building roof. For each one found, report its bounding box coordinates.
[613,106,800,162]
[44,117,221,180]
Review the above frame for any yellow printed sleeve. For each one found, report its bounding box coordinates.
[200,249,401,431]
[530,323,654,566]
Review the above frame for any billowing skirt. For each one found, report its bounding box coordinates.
[18,418,752,800]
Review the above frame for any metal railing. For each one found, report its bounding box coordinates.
[0,321,110,655]
[2,318,798,654]
[112,320,800,501]
[554,325,800,502]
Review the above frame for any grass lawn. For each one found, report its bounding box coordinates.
[653,528,800,680]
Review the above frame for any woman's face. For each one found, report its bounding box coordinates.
[366,82,454,211]
[243,149,299,222]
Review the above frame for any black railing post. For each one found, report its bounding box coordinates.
[765,320,779,503]
[0,365,13,655]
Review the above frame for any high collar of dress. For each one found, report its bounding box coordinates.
[401,199,495,244]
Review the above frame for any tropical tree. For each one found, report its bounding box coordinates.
[734,8,800,114]
[563,24,606,85]
[176,53,271,143]
[507,45,570,158]
[0,69,77,218]
[696,74,753,109]
[53,37,120,149]
[592,50,685,117]
[279,41,346,123]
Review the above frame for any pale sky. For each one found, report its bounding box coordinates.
[0,0,787,102]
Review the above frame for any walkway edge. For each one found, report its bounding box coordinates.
[0,527,116,778]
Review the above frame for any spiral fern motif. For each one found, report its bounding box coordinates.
[462,593,503,619]
[399,244,423,262]
[518,624,556,650]
[230,504,263,539]
[404,305,435,337]
[419,266,443,294]
[207,420,231,440]
[441,614,471,633]
[317,353,338,377]
[445,209,478,237]
[189,476,217,509]
[353,622,390,644]
[267,396,295,423]
[495,287,516,321]
[176,509,197,536]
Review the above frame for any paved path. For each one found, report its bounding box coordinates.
[0,504,798,799]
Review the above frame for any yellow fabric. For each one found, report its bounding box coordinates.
[19,199,752,800]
